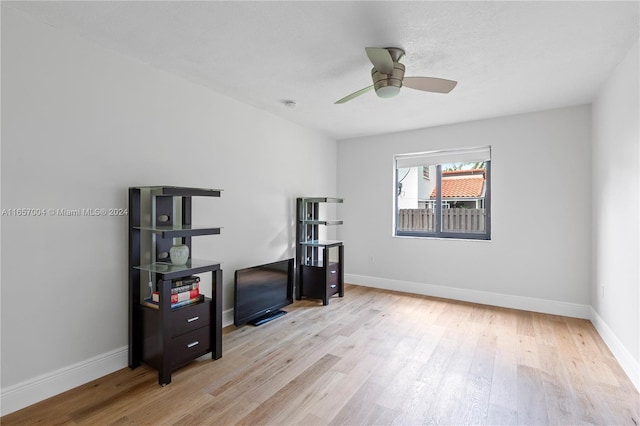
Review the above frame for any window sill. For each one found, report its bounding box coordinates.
[393,234,492,242]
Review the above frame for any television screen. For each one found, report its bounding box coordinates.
[233,258,294,326]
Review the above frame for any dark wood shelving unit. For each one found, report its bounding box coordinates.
[129,186,223,385]
[295,197,344,305]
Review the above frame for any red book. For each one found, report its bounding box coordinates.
[152,288,199,304]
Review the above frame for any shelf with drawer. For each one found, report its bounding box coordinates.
[129,186,223,386]
[296,197,344,305]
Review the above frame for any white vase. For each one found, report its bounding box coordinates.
[169,244,189,265]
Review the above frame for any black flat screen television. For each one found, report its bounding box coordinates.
[233,258,294,326]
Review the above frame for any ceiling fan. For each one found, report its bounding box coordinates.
[335,47,457,104]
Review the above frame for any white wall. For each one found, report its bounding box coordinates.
[338,106,592,315]
[592,40,639,388]
[0,7,337,414]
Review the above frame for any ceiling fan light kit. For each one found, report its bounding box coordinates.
[372,61,405,98]
[335,47,458,104]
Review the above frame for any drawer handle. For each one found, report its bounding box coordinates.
[186,341,200,349]
[330,271,337,274]
[330,284,337,289]
[186,316,200,323]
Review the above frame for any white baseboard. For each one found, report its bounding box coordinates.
[1,311,237,416]
[346,273,591,319]
[0,346,128,416]
[223,307,234,328]
[590,307,640,392]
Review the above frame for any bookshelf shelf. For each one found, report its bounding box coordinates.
[295,197,345,305]
[133,225,222,238]
[148,186,222,197]
[300,220,344,226]
[134,259,222,280]
[129,186,223,386]
[299,240,344,248]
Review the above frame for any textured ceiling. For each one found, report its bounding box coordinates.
[5,1,639,140]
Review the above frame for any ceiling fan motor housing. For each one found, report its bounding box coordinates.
[371,62,405,98]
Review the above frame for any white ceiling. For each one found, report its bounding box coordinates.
[6,1,639,140]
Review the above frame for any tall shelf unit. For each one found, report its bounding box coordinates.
[296,197,344,305]
[129,186,222,385]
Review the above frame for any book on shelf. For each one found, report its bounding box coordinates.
[155,275,200,294]
[171,276,200,288]
[141,294,205,310]
[141,298,159,309]
[172,294,205,308]
[172,282,199,295]
[154,276,200,292]
[152,288,200,304]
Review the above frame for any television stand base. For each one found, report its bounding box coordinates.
[249,310,287,326]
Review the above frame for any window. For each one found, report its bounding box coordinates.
[422,166,430,180]
[394,146,491,240]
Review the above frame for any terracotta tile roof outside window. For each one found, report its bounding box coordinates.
[442,169,484,176]
[430,171,485,198]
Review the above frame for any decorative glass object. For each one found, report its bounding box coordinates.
[169,244,189,265]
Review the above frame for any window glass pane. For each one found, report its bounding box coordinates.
[397,165,437,233]
[439,162,487,234]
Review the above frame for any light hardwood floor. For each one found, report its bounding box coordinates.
[3,284,639,425]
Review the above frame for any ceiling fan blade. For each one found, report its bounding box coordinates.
[334,85,374,104]
[403,76,458,94]
[365,47,394,75]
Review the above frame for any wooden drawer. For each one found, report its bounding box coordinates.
[327,264,339,295]
[171,300,210,337]
[301,265,325,299]
[171,326,211,369]
[327,278,339,295]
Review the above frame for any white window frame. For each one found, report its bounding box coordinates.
[393,146,491,240]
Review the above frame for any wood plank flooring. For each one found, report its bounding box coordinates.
[3,284,639,425]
